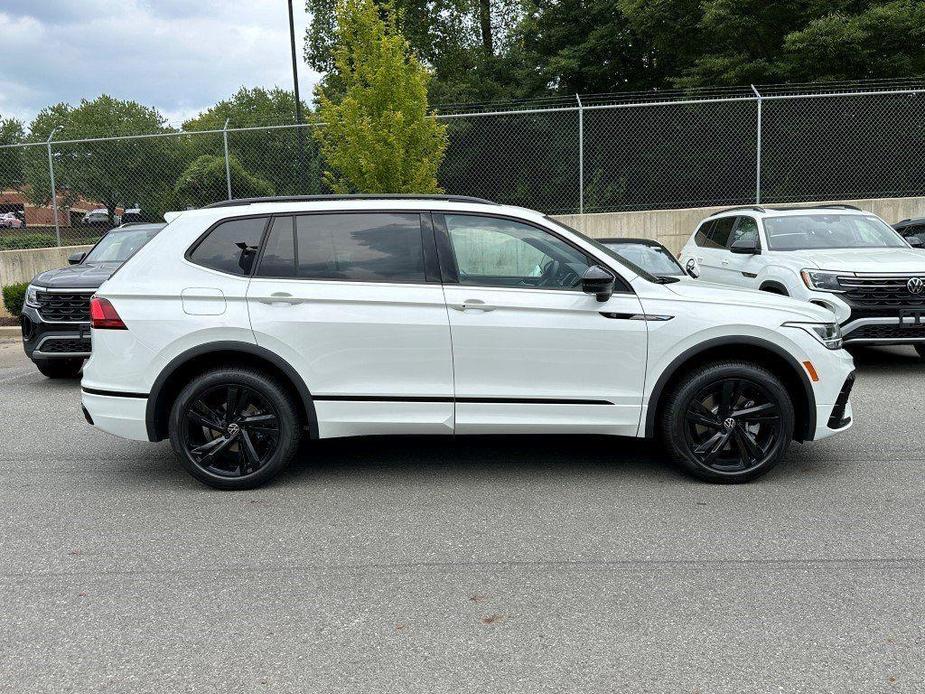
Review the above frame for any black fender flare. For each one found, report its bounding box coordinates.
[759,280,790,296]
[145,340,319,441]
[643,336,816,441]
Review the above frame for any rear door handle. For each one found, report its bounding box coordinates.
[721,259,730,266]
[257,292,303,306]
[449,299,496,312]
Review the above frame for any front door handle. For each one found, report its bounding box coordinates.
[449,299,496,312]
[257,292,303,306]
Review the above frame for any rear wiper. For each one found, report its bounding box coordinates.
[652,275,682,284]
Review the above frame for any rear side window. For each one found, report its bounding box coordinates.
[256,212,426,283]
[694,220,714,247]
[189,217,267,276]
[709,217,735,248]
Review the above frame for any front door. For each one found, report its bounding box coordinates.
[247,212,454,438]
[435,213,648,436]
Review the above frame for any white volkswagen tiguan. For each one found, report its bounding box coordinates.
[679,204,925,356]
[81,196,855,489]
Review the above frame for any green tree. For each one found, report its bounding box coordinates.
[313,0,448,193]
[0,115,25,190]
[23,95,182,219]
[183,86,321,195]
[172,154,274,209]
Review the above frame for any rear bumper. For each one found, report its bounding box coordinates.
[81,389,150,441]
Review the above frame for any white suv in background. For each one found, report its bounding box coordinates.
[81,195,855,489]
[679,205,925,357]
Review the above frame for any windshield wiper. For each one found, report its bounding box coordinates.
[652,275,682,284]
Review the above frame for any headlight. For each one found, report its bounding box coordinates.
[25,284,42,308]
[800,269,848,293]
[783,321,843,350]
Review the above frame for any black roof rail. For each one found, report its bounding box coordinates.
[708,205,767,216]
[764,203,864,212]
[202,194,498,209]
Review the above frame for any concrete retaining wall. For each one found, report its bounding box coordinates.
[0,245,92,317]
[554,195,925,256]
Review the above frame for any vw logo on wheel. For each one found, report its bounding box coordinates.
[907,277,924,294]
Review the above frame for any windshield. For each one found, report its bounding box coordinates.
[544,217,659,282]
[764,214,907,251]
[606,242,684,276]
[84,227,161,263]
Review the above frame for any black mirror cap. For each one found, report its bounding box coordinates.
[582,265,616,302]
[730,238,760,254]
[68,251,86,265]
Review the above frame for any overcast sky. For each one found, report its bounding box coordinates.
[0,0,323,128]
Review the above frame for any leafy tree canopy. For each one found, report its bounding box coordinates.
[173,154,274,209]
[313,0,448,193]
[0,114,25,189]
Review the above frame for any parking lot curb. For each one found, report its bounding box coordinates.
[0,326,22,338]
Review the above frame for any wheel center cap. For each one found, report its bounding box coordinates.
[226,422,241,437]
[723,417,736,431]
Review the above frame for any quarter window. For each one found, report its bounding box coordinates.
[443,214,590,289]
[189,217,267,276]
[694,220,714,247]
[256,212,426,283]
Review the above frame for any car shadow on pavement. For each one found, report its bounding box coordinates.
[847,344,925,373]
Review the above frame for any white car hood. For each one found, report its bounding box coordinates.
[786,247,925,273]
[662,279,834,322]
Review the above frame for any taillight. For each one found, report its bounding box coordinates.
[89,297,127,330]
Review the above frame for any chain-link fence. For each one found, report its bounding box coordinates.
[0,79,923,249]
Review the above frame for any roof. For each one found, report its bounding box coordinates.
[708,203,873,219]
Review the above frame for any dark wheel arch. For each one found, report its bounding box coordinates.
[759,281,789,296]
[145,341,318,442]
[645,336,816,442]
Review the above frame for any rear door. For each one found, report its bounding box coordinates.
[246,211,454,438]
[696,217,735,283]
[436,212,648,436]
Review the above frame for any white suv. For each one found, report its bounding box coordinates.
[679,205,925,356]
[81,195,855,489]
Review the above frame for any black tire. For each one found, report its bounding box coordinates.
[660,361,795,483]
[168,367,302,490]
[914,344,925,360]
[35,358,83,379]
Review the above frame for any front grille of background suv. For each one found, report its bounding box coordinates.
[36,291,94,322]
[838,274,925,319]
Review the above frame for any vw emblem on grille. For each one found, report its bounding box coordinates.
[907,277,924,294]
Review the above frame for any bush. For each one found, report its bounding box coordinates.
[2,282,28,317]
[173,154,274,209]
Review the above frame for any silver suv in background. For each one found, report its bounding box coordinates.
[679,205,925,357]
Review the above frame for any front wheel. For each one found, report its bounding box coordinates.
[168,367,302,490]
[34,358,83,379]
[660,361,795,483]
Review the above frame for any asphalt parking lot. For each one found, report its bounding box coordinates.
[1,337,923,693]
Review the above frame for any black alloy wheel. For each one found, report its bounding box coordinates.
[683,378,783,474]
[661,361,795,483]
[169,368,301,489]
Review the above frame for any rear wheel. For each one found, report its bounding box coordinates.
[35,358,83,379]
[660,361,795,483]
[168,367,302,490]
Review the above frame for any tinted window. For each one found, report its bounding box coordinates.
[729,216,759,247]
[444,214,590,289]
[694,220,714,247]
[257,213,425,282]
[189,217,267,276]
[709,217,735,249]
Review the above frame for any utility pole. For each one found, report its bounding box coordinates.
[288,0,307,188]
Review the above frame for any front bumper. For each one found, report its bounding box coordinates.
[21,305,92,361]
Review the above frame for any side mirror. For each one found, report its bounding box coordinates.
[730,237,760,254]
[907,236,924,248]
[68,251,86,265]
[685,258,701,279]
[581,265,615,302]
